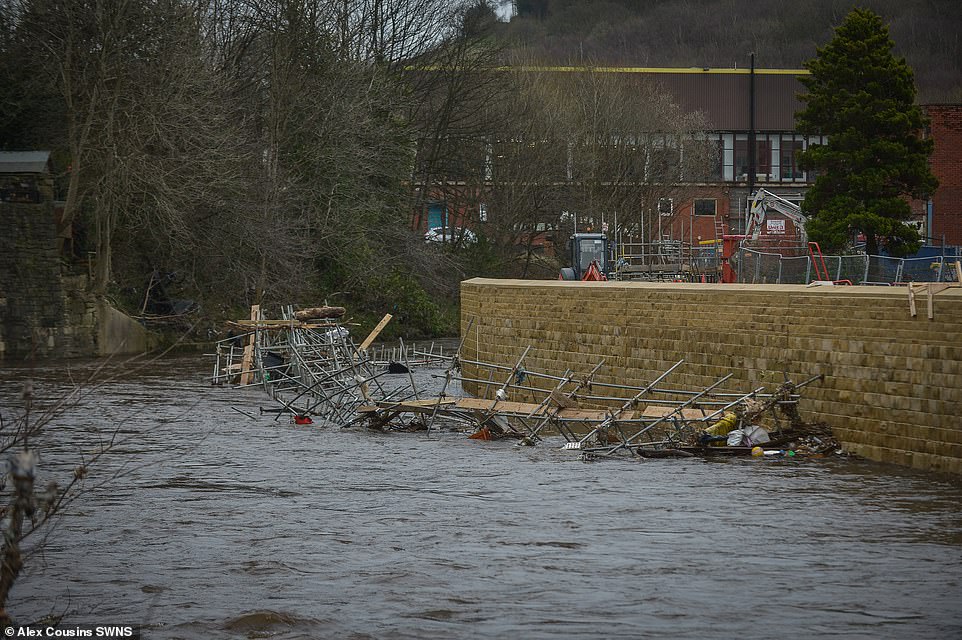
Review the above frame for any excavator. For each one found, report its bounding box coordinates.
[559,233,609,281]
[744,188,808,243]
[721,189,847,284]
[721,189,808,283]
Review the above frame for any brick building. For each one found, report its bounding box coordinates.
[634,67,824,245]
[655,71,959,250]
[925,105,962,246]
[417,67,959,254]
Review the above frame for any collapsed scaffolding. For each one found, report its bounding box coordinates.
[212,306,414,427]
[211,308,831,459]
[360,346,829,458]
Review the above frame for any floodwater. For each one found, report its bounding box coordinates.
[1,355,961,639]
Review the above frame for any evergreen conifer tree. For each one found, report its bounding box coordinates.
[796,8,937,256]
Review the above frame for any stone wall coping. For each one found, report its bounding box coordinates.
[462,278,962,300]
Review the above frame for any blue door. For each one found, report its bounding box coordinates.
[427,203,447,230]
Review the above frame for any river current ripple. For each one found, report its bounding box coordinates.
[1,356,961,639]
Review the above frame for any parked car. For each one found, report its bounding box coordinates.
[424,226,477,244]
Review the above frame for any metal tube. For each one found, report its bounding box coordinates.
[529,360,606,441]
[426,317,476,436]
[575,359,686,448]
[690,386,766,425]
[399,337,419,401]
[748,52,756,200]
[438,373,796,405]
[603,373,736,456]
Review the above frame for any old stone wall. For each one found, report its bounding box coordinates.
[460,278,962,474]
[0,202,151,360]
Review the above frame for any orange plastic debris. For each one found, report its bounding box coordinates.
[468,427,493,440]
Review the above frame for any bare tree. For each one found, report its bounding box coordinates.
[7,0,254,296]
[0,0,527,331]
[474,66,572,277]
[323,0,465,66]
[217,0,424,305]
[468,62,714,276]
[405,0,508,233]
[550,68,713,239]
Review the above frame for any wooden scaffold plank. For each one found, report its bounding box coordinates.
[239,304,260,385]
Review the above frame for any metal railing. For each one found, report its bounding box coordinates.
[733,248,962,285]
[612,240,721,281]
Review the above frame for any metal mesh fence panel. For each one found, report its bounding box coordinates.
[933,257,957,282]
[733,250,751,282]
[865,255,962,283]
[735,248,961,285]
[865,255,901,284]
[779,255,811,283]
[754,252,784,283]
[837,255,869,284]
[901,256,942,283]
[814,255,841,281]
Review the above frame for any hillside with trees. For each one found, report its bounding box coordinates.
[500,0,962,101]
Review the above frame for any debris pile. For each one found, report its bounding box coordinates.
[212,306,395,427]
[211,306,837,461]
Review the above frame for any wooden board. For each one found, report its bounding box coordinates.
[392,398,458,409]
[360,397,730,425]
[641,405,711,420]
[239,304,259,385]
[294,306,346,321]
[357,398,457,413]
[359,313,393,351]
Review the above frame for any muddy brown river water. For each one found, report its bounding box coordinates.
[1,355,961,639]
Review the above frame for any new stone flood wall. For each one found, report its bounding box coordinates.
[460,278,962,474]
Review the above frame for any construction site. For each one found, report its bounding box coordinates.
[559,189,961,288]
[208,179,962,473]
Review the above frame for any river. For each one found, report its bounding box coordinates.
[1,355,961,639]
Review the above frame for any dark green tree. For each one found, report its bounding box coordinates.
[796,7,937,256]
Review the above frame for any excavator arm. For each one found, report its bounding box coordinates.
[746,189,807,243]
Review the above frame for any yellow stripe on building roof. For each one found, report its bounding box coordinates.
[407,65,810,75]
[497,66,809,75]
